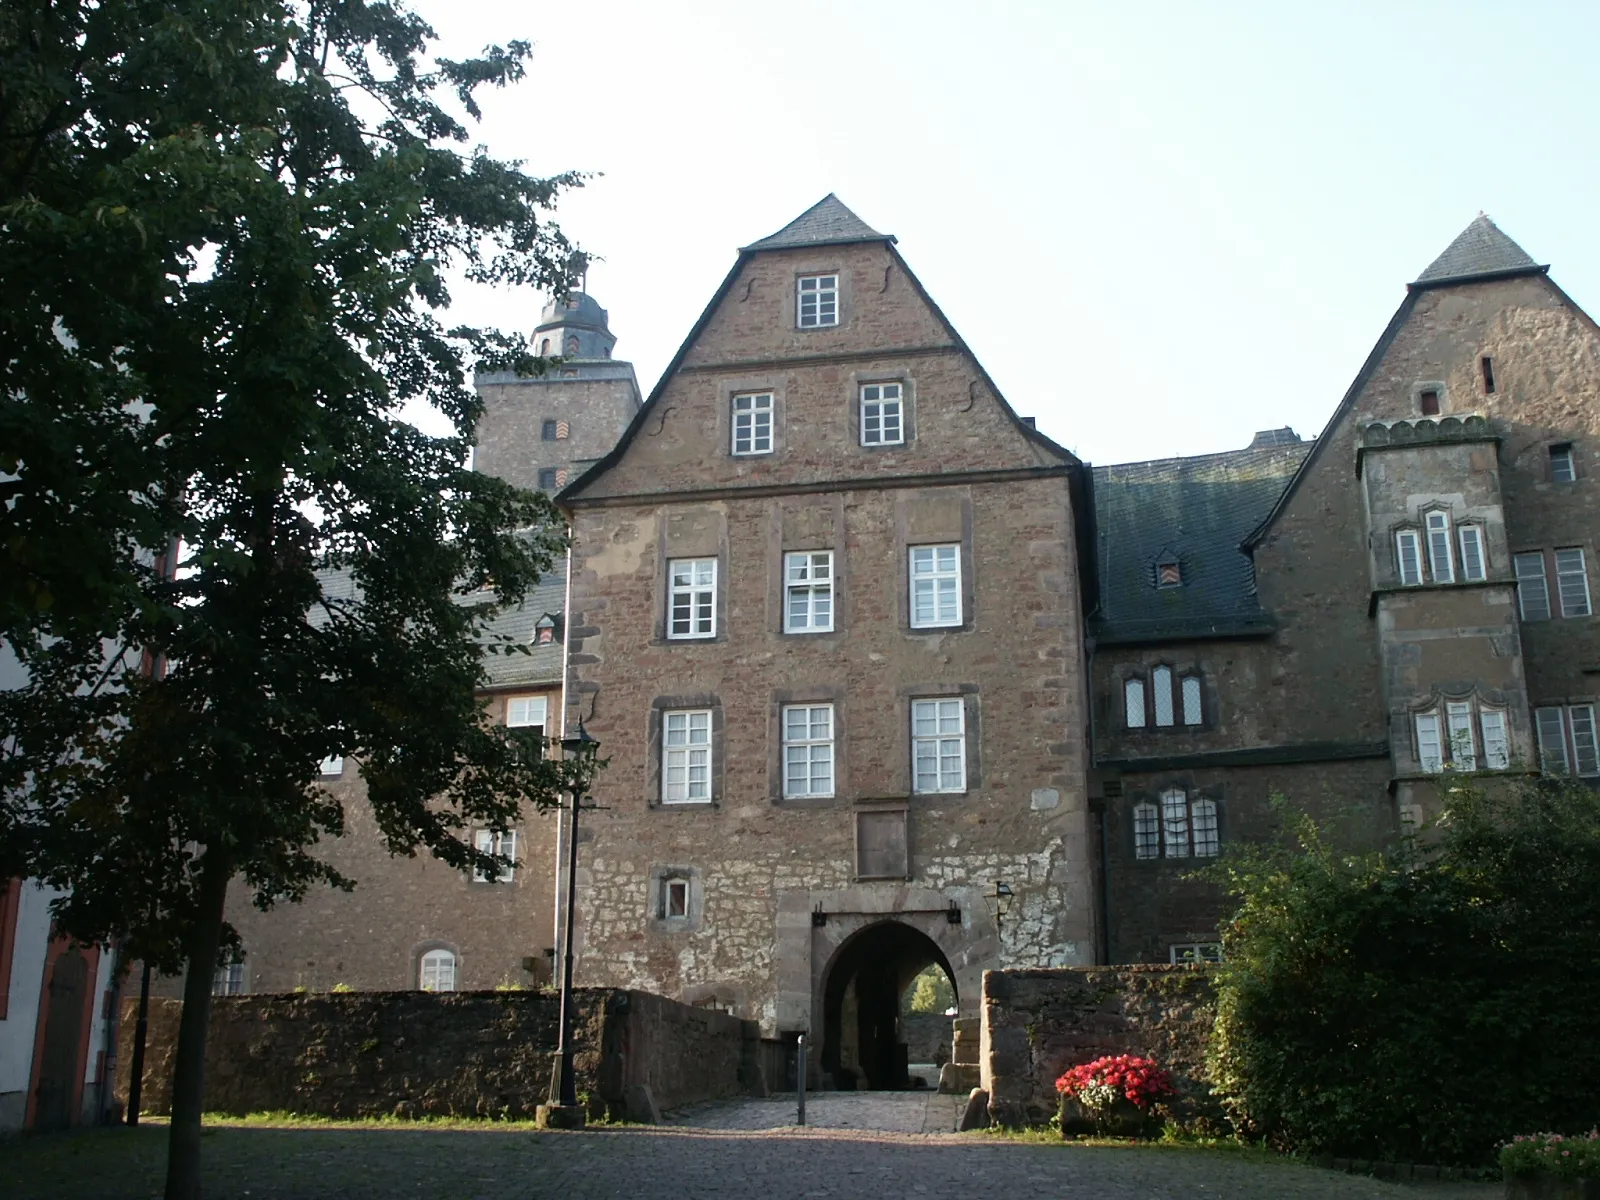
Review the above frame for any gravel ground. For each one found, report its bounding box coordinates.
[1,1097,1504,1200]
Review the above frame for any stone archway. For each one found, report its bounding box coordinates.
[819,920,957,1091]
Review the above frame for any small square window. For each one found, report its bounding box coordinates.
[472,829,517,883]
[1169,943,1222,965]
[797,274,838,328]
[1419,389,1441,416]
[860,383,904,446]
[318,755,344,777]
[732,392,774,456]
[1551,444,1576,484]
[662,877,689,920]
[537,467,560,491]
[212,962,245,996]
[507,695,547,730]
[541,419,558,441]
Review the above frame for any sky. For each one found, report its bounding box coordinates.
[417,0,1600,467]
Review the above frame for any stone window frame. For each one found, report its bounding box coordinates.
[1535,702,1600,777]
[894,491,974,635]
[1409,692,1514,774]
[1411,379,1449,417]
[415,942,460,992]
[1422,506,1456,584]
[1549,442,1578,484]
[731,390,776,457]
[907,542,962,630]
[769,685,848,807]
[858,380,906,448]
[647,694,725,809]
[1119,663,1208,731]
[665,556,719,641]
[782,549,835,635]
[469,828,518,885]
[652,512,731,646]
[647,864,704,931]
[850,372,917,452]
[897,682,981,797]
[1456,522,1488,582]
[1130,783,1224,863]
[541,418,559,442]
[795,271,841,330]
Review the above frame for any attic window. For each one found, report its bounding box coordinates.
[1419,389,1441,417]
[1156,560,1182,588]
[535,615,558,645]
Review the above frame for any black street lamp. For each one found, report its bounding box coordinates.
[541,719,600,1128]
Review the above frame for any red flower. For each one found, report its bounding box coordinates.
[1055,1054,1177,1110]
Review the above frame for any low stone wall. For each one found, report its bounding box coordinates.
[980,966,1215,1126]
[117,988,752,1121]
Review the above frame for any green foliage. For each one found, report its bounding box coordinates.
[904,965,956,1014]
[1501,1131,1600,1179]
[1203,783,1600,1165]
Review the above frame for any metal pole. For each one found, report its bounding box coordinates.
[796,1034,807,1126]
[126,962,152,1125]
[551,781,582,1109]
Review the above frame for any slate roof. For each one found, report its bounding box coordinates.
[316,566,565,689]
[1413,215,1544,287]
[1092,437,1311,644]
[740,193,894,252]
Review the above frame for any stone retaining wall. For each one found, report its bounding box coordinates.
[980,965,1215,1126]
[117,988,752,1121]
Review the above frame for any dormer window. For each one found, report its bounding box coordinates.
[534,614,558,646]
[1156,560,1182,588]
[797,274,838,328]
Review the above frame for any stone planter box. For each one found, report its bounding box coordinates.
[1057,1093,1156,1139]
[1505,1175,1600,1200]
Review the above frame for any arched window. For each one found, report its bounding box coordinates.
[565,335,581,355]
[539,338,550,355]
[1124,678,1146,728]
[1152,666,1174,726]
[1135,790,1221,860]
[419,948,456,992]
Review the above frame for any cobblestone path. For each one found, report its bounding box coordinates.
[665,1089,963,1133]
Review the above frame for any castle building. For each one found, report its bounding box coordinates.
[558,196,1097,1087]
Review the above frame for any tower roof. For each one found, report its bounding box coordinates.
[740,193,894,252]
[1412,215,1545,288]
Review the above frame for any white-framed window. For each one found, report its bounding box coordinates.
[860,382,904,446]
[419,949,456,992]
[1169,943,1222,965]
[472,829,517,883]
[1192,799,1220,857]
[909,544,961,628]
[1551,443,1576,483]
[1445,701,1476,768]
[507,695,547,729]
[1418,701,1512,772]
[1396,530,1423,586]
[1181,676,1203,726]
[782,704,835,798]
[1161,788,1190,858]
[667,558,717,639]
[1555,548,1591,617]
[1516,551,1552,621]
[1124,678,1146,729]
[1152,666,1175,727]
[1425,511,1454,583]
[319,755,344,777]
[1480,708,1510,770]
[1133,802,1160,860]
[1415,711,1444,773]
[212,963,245,996]
[663,709,713,803]
[732,392,774,456]
[661,876,690,920]
[784,551,834,633]
[1536,704,1600,777]
[911,698,966,794]
[1457,525,1486,582]
[797,274,838,328]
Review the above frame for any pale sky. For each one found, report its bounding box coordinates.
[420,0,1600,467]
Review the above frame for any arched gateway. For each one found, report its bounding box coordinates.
[820,920,958,1091]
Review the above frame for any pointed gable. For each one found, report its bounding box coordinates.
[1412,215,1545,288]
[741,193,894,252]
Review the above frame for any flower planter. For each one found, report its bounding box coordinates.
[1504,1175,1600,1200]
[1057,1093,1154,1139]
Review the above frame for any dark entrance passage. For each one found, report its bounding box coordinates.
[821,921,956,1091]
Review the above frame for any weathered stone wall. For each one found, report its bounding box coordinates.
[116,988,748,1120]
[980,965,1215,1126]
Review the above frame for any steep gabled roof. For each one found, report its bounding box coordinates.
[1412,215,1546,288]
[740,193,894,252]
[1091,439,1309,644]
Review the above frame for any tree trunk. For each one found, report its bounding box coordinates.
[163,850,232,1200]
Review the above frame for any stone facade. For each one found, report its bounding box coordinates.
[557,198,1095,1087]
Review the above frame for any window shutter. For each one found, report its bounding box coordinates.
[556,420,570,440]
[856,810,908,879]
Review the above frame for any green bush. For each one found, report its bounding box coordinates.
[1501,1131,1600,1178]
[1204,780,1600,1165]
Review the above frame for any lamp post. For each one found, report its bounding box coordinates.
[540,719,599,1129]
[983,880,1014,938]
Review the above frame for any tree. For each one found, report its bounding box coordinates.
[1,4,588,1195]
[1203,781,1600,1165]
[905,965,955,1014]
